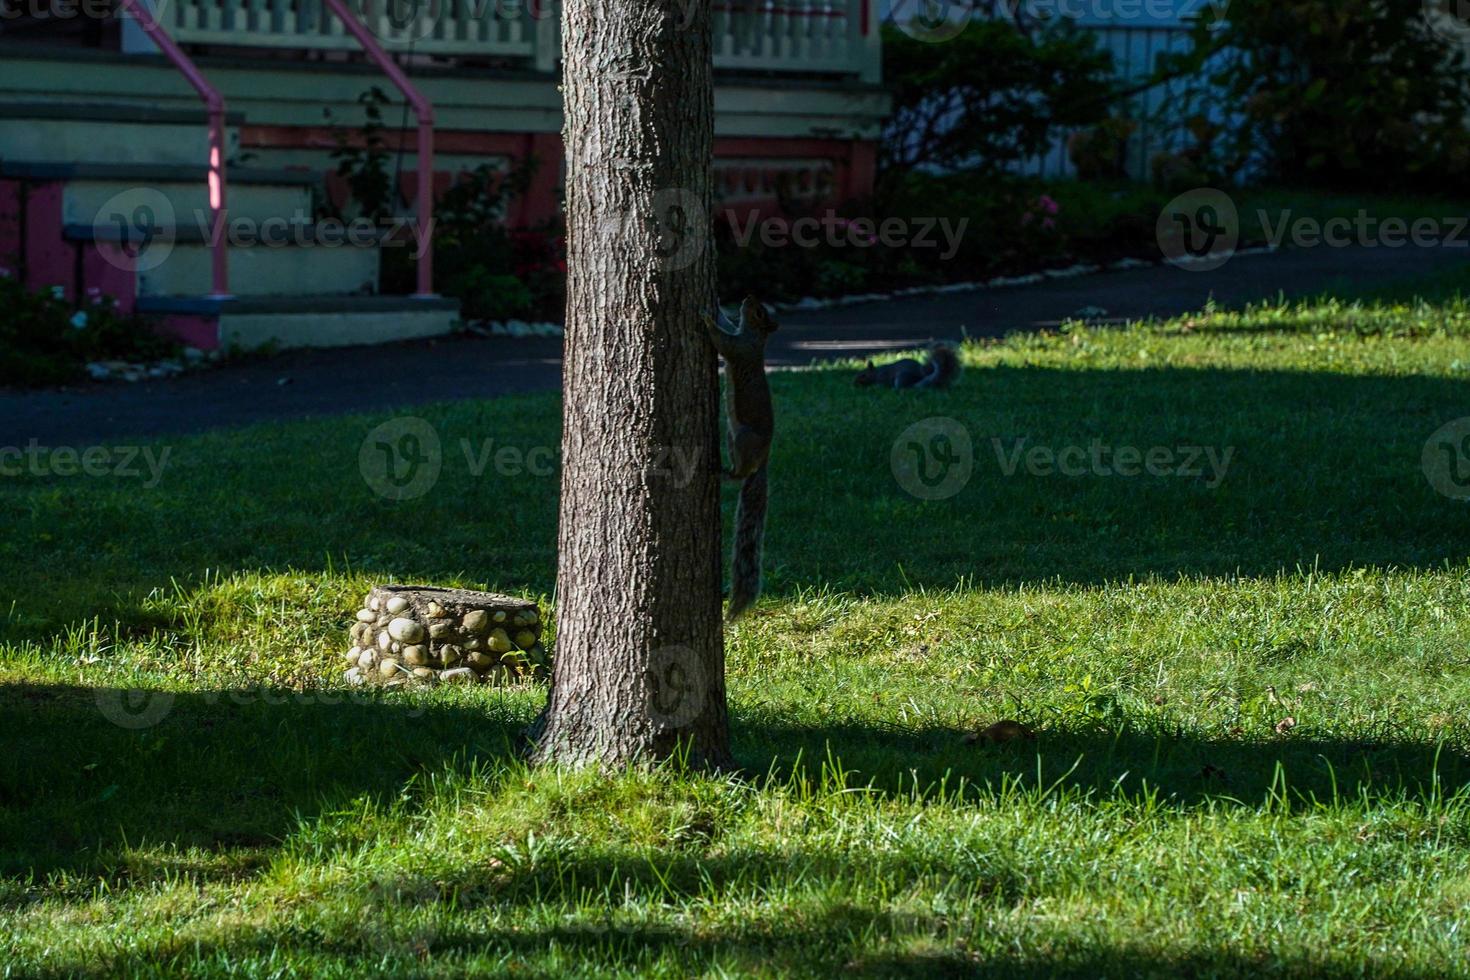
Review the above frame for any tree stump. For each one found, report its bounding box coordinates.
[342,586,548,687]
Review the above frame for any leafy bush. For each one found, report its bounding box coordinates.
[0,277,178,386]
[711,17,1126,302]
[1172,0,1470,189]
[879,18,1115,200]
[1067,115,1139,182]
[327,87,396,223]
[368,152,564,321]
[331,89,566,321]
[432,161,564,322]
[445,268,536,322]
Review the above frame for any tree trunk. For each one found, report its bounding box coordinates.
[528,0,731,769]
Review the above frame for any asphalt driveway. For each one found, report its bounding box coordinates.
[2,243,1463,445]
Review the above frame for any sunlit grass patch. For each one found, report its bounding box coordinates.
[3,289,1470,976]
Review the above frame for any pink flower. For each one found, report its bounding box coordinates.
[1041,217,1056,231]
[1037,195,1060,215]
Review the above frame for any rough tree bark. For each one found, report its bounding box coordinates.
[527,0,732,768]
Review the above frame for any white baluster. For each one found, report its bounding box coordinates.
[822,0,842,63]
[280,0,297,41]
[712,0,729,60]
[489,0,504,47]
[478,0,494,47]
[801,0,818,61]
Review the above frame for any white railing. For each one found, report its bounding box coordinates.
[162,0,544,61]
[713,0,877,78]
[152,0,880,79]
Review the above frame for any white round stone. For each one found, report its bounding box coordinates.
[387,618,425,643]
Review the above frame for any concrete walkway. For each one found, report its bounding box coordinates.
[2,243,1463,445]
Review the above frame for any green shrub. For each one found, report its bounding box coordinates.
[1171,0,1470,189]
[879,19,1115,201]
[446,269,536,322]
[0,277,178,386]
[332,93,566,321]
[327,86,395,223]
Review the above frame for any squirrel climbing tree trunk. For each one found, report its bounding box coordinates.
[527,0,732,768]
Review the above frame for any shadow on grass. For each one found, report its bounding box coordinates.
[55,910,1455,979]
[0,681,531,880]
[740,718,1470,811]
[769,362,1470,597]
[5,680,1465,883]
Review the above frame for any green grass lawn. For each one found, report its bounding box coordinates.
[4,286,1470,976]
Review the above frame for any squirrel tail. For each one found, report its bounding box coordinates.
[726,464,768,620]
[917,343,962,389]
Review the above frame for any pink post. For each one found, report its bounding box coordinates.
[323,0,438,298]
[115,0,231,299]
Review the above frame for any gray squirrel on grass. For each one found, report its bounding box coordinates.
[853,343,961,389]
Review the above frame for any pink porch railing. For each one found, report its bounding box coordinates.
[321,0,436,298]
[114,0,231,298]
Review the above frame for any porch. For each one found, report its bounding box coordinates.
[0,1,888,349]
[137,0,880,80]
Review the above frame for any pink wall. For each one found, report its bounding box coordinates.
[159,313,221,350]
[82,244,140,315]
[20,182,73,299]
